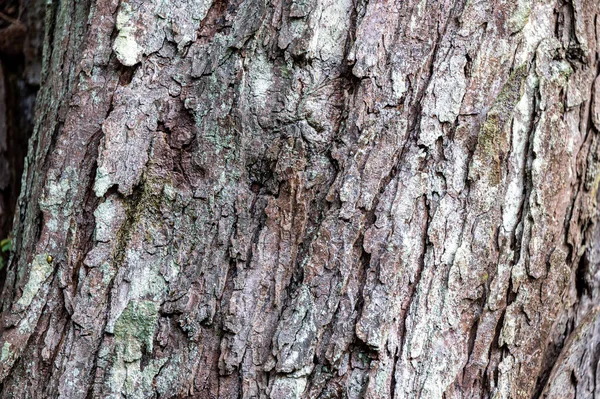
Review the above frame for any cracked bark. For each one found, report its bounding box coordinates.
[1,0,600,398]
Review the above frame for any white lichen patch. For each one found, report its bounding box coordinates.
[113,27,142,66]
[419,53,467,148]
[16,254,54,309]
[124,249,168,301]
[269,375,308,398]
[0,342,11,362]
[502,73,537,234]
[499,308,517,346]
[391,67,407,100]
[94,94,161,197]
[94,197,126,242]
[513,0,554,67]
[248,51,274,102]
[306,0,353,63]
[93,165,112,198]
[39,172,71,209]
[38,166,79,235]
[113,2,143,66]
[431,54,468,123]
[109,354,167,398]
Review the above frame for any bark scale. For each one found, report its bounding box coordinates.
[0,0,599,398]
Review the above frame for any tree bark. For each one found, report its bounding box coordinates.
[1,0,600,398]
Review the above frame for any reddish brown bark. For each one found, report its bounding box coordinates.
[1,0,600,398]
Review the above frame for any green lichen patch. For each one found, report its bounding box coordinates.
[477,64,528,153]
[15,254,54,309]
[114,300,159,362]
[106,299,165,397]
[474,65,528,186]
[492,64,528,119]
[476,112,505,186]
[506,0,532,34]
[112,177,164,268]
[478,112,502,155]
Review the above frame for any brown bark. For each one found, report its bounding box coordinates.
[0,0,600,398]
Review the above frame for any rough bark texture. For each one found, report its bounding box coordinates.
[1,0,600,398]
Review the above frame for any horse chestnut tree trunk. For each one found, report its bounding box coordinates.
[1,0,600,397]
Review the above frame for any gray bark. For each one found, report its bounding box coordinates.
[0,0,599,398]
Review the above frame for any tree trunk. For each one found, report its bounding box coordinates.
[1,0,600,397]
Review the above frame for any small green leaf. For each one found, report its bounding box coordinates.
[0,237,11,253]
